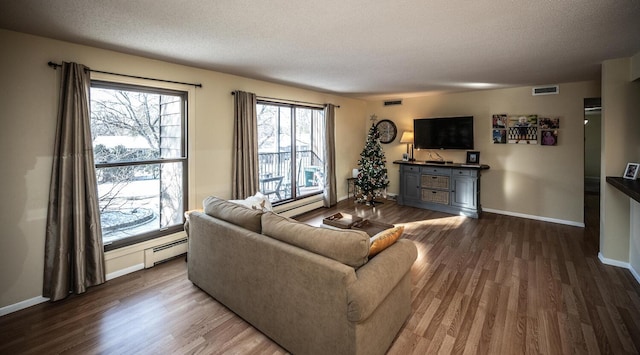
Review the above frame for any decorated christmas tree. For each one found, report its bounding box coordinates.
[356,115,389,205]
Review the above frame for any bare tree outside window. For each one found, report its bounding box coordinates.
[90,83,187,248]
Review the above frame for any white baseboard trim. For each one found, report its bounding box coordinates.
[598,252,630,268]
[483,208,585,227]
[106,263,145,281]
[598,252,640,285]
[1,263,146,317]
[0,296,49,317]
[630,265,640,285]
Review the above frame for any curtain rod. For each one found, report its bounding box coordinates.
[231,91,340,108]
[48,61,202,88]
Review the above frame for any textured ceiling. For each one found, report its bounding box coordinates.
[1,1,639,100]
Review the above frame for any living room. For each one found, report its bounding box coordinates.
[1,1,640,353]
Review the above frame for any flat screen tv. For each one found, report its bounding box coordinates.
[414,116,474,150]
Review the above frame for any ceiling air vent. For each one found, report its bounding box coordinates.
[532,85,559,96]
[383,99,402,106]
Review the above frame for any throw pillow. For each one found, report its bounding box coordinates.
[229,192,273,212]
[369,225,404,257]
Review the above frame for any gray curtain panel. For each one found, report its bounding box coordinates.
[323,104,337,207]
[43,62,105,301]
[232,90,259,199]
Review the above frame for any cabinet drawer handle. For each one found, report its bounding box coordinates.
[431,176,438,179]
[432,191,437,194]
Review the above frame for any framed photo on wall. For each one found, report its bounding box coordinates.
[466,151,480,165]
[623,163,639,180]
[493,129,506,144]
[492,114,507,128]
[507,115,538,144]
[541,130,558,146]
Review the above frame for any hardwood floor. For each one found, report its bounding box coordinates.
[2,197,639,354]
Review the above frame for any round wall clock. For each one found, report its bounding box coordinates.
[376,119,397,144]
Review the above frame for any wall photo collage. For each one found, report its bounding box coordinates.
[492,114,560,146]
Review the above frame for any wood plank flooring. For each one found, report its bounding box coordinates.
[1,196,639,354]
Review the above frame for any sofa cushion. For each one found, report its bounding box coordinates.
[203,196,263,233]
[369,226,404,257]
[262,212,370,268]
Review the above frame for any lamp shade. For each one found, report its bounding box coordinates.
[399,131,414,144]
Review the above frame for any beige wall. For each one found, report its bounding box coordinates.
[600,57,640,263]
[0,29,367,308]
[366,81,600,224]
[632,52,640,81]
[1,27,631,310]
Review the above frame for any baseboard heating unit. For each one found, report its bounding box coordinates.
[276,199,324,218]
[144,238,188,268]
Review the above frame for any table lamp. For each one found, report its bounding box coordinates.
[399,131,414,161]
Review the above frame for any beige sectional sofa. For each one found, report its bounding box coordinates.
[187,197,417,355]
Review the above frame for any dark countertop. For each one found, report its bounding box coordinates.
[393,160,490,170]
[606,176,640,204]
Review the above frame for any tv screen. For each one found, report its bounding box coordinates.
[414,116,474,150]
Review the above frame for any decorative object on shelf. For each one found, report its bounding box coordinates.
[426,150,445,162]
[356,123,389,206]
[466,151,480,164]
[624,163,639,180]
[375,119,397,144]
[399,131,414,161]
[352,168,359,178]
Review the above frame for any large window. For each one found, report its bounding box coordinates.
[90,82,187,250]
[257,101,325,203]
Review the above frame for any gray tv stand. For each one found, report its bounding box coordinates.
[393,160,489,218]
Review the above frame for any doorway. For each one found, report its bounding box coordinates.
[584,97,601,249]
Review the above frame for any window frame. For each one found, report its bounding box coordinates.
[90,80,189,251]
[256,99,325,204]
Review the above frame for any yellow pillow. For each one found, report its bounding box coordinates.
[369,226,404,257]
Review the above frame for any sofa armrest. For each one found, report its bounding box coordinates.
[346,239,417,322]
